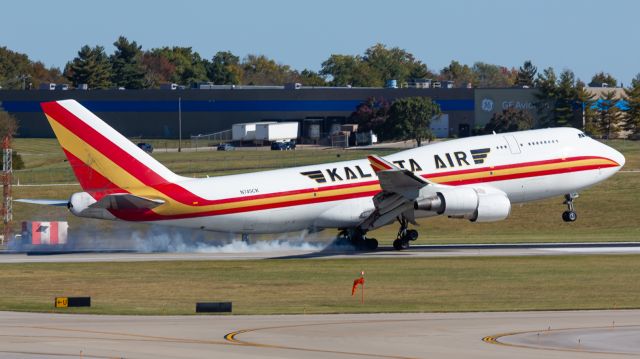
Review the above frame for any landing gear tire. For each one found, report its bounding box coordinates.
[364,237,379,250]
[562,210,577,222]
[393,239,410,250]
[406,229,419,241]
[335,229,378,250]
[562,193,579,222]
[393,217,418,250]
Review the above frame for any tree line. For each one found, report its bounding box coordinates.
[1,37,638,137]
[482,63,640,138]
[0,37,635,90]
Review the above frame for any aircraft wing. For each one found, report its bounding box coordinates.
[360,155,441,230]
[14,199,68,206]
[89,194,165,210]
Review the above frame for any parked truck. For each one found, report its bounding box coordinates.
[255,122,299,142]
[232,122,276,141]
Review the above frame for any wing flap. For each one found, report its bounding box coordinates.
[359,155,438,230]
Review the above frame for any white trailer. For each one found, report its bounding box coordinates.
[232,122,276,141]
[255,122,299,141]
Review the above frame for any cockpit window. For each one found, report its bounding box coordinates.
[578,132,587,138]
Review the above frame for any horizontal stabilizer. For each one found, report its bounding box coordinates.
[89,193,165,210]
[15,199,68,206]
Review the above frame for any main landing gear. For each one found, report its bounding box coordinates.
[336,229,378,250]
[562,193,578,222]
[393,217,419,250]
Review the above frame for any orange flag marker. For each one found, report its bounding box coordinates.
[352,271,365,303]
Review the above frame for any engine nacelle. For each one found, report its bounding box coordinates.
[68,192,116,220]
[468,193,511,222]
[414,187,511,222]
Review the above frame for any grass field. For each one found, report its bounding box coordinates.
[2,139,639,316]
[7,138,639,244]
[0,255,639,315]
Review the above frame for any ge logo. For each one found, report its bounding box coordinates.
[481,98,494,112]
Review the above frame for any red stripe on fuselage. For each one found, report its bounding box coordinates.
[110,158,618,222]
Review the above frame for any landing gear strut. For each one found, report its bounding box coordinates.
[336,228,378,250]
[562,193,578,222]
[393,217,419,250]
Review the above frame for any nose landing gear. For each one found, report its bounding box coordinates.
[392,217,419,250]
[562,193,578,222]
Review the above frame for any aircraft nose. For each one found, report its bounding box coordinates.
[610,147,625,168]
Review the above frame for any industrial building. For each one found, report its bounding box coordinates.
[0,86,538,140]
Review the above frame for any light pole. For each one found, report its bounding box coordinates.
[178,97,182,152]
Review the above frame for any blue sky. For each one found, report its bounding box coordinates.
[2,0,639,85]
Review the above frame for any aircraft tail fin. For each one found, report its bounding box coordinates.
[40,100,182,198]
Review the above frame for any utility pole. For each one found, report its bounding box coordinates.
[178,97,182,152]
[1,136,12,246]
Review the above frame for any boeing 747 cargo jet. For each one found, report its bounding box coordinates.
[21,100,625,250]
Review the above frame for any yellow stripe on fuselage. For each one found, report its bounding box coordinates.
[49,112,615,218]
[428,158,614,183]
[48,115,379,216]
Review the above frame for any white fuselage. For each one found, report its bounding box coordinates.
[150,128,625,233]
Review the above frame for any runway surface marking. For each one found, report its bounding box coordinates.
[484,324,640,355]
[7,324,228,345]
[0,323,230,358]
[225,320,422,359]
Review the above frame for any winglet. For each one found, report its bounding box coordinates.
[367,155,396,173]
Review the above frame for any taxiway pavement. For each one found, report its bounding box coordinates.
[1,310,639,358]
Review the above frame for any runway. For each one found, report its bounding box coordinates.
[1,242,640,263]
[1,310,639,358]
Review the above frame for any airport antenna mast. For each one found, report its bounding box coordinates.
[1,135,12,246]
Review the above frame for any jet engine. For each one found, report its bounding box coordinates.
[414,187,511,222]
[68,192,115,220]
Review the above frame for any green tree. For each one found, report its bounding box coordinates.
[207,51,242,85]
[623,74,640,136]
[320,54,376,87]
[363,43,430,84]
[110,36,146,89]
[440,60,476,87]
[386,97,440,146]
[241,54,297,85]
[349,97,390,134]
[534,67,558,126]
[472,62,516,88]
[576,80,598,134]
[141,51,176,87]
[298,69,326,86]
[29,61,65,89]
[515,60,537,87]
[65,45,112,89]
[596,90,623,138]
[589,72,617,87]
[554,69,579,127]
[482,108,534,134]
[148,47,208,86]
[0,47,32,89]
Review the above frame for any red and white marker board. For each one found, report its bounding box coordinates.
[22,221,68,245]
